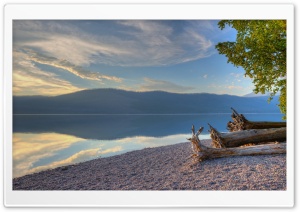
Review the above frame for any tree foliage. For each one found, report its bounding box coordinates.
[216,20,286,118]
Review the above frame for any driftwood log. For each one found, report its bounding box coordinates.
[209,124,286,148]
[227,107,286,132]
[188,125,286,162]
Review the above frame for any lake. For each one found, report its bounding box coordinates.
[13,113,284,178]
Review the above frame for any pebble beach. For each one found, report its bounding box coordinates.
[13,140,286,190]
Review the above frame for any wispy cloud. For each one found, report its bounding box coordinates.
[29,51,122,82]
[13,20,217,95]
[203,74,208,79]
[117,20,173,46]
[137,77,194,93]
[13,21,130,66]
[13,51,84,96]
[14,20,215,67]
[227,85,243,90]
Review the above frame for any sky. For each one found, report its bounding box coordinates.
[13,20,255,96]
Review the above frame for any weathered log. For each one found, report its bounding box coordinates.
[227,107,286,132]
[188,125,286,162]
[209,124,286,148]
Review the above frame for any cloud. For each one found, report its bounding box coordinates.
[227,85,243,90]
[14,20,215,67]
[29,51,122,82]
[117,20,173,46]
[13,20,217,95]
[203,74,208,79]
[13,21,130,66]
[230,72,247,81]
[24,34,131,66]
[13,51,84,96]
[137,78,195,93]
[230,72,243,78]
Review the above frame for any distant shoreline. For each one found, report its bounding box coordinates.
[13,89,282,114]
[13,140,286,190]
[13,113,283,115]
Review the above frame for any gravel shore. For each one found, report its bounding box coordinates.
[13,140,286,190]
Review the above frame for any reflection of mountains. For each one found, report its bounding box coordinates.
[13,115,232,140]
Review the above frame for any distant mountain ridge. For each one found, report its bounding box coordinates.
[243,91,279,97]
[13,88,281,114]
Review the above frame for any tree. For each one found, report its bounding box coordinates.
[216,20,286,118]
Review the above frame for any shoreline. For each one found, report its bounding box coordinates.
[13,140,286,190]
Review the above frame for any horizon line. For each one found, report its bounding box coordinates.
[13,113,283,116]
[12,87,270,97]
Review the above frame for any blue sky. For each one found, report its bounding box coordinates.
[13,20,254,96]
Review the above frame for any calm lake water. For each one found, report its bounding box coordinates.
[13,113,284,178]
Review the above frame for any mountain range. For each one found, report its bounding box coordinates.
[13,88,281,114]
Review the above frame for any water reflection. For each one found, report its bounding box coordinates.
[13,114,284,178]
[13,114,250,140]
[13,132,208,178]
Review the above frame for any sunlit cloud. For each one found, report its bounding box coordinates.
[13,72,83,96]
[13,51,84,96]
[13,51,83,96]
[227,85,243,90]
[13,20,218,95]
[29,51,123,82]
[137,77,195,93]
[25,35,131,66]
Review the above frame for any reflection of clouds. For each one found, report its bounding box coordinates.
[30,148,102,174]
[13,133,84,178]
[100,146,122,154]
[13,133,124,178]
[13,132,210,178]
[117,134,189,147]
[31,146,124,175]
[118,134,211,147]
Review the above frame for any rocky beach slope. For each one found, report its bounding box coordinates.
[13,140,286,190]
